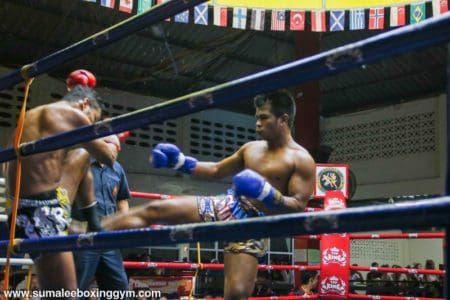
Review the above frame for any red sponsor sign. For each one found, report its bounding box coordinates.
[129,276,193,296]
[319,191,349,299]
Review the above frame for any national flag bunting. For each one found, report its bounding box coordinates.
[290,10,305,31]
[89,0,436,33]
[100,0,115,8]
[195,3,208,25]
[330,10,345,31]
[137,0,152,14]
[311,10,326,32]
[250,9,265,31]
[432,0,448,16]
[410,3,426,24]
[390,5,405,27]
[214,6,228,27]
[271,10,286,31]
[232,7,247,30]
[175,10,189,23]
[119,0,132,13]
[368,8,384,29]
[350,9,365,30]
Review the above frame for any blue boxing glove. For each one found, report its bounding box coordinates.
[151,143,197,174]
[233,169,285,208]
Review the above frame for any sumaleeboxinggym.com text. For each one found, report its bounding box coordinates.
[3,288,162,299]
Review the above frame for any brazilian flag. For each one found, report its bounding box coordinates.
[410,3,426,24]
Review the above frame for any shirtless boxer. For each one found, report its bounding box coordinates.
[4,85,116,295]
[103,89,316,300]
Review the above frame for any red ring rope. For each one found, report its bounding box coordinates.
[123,261,321,271]
[351,265,445,275]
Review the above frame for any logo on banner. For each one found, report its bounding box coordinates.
[326,197,346,210]
[320,276,346,295]
[322,247,347,266]
[318,168,344,192]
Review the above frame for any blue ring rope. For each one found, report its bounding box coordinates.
[1,197,450,254]
[0,13,450,163]
[0,0,208,91]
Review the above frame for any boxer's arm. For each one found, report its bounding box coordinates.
[57,107,116,166]
[83,138,116,167]
[282,153,315,212]
[151,142,245,178]
[233,152,315,213]
[193,147,245,179]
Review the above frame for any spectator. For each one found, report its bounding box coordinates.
[72,131,131,299]
[379,264,394,295]
[391,265,408,296]
[411,263,425,296]
[349,264,364,293]
[204,258,224,297]
[289,270,319,296]
[424,259,441,297]
[366,262,382,295]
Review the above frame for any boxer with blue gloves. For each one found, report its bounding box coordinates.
[233,169,285,208]
[152,143,198,174]
[103,89,316,300]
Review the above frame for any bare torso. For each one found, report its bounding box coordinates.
[6,102,81,197]
[242,140,309,215]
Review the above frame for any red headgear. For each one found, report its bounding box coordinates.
[66,69,97,90]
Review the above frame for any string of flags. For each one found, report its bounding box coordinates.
[83,0,449,32]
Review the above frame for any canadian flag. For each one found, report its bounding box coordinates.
[119,0,132,13]
[432,0,448,16]
[311,10,326,32]
[390,6,405,27]
[214,6,228,27]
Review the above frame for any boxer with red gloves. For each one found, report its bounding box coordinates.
[103,131,130,152]
[103,89,316,300]
[66,69,97,91]
[64,79,131,296]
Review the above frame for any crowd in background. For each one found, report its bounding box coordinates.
[350,259,444,297]
[1,255,445,299]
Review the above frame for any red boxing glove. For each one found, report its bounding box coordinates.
[66,69,97,90]
[117,131,130,142]
[103,134,121,152]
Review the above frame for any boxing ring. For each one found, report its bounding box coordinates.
[0,0,450,298]
[0,176,449,298]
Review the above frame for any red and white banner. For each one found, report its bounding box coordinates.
[319,191,349,299]
[129,276,193,296]
[319,234,350,299]
[323,190,347,211]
